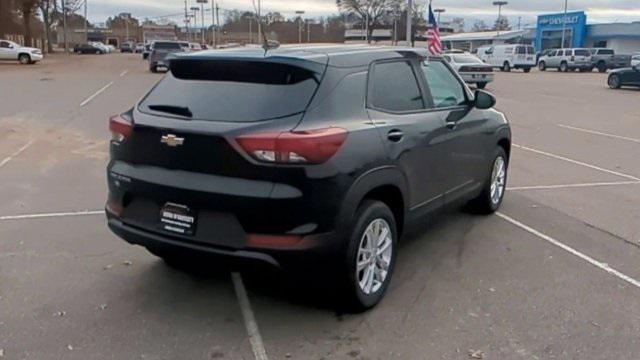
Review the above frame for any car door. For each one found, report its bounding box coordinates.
[366,59,448,213]
[419,59,490,204]
[0,41,13,60]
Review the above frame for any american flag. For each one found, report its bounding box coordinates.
[427,4,442,55]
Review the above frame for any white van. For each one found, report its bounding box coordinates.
[478,44,536,73]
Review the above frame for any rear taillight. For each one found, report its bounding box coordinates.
[236,127,348,164]
[109,114,132,142]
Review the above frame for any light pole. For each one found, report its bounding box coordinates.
[62,0,69,54]
[560,0,568,48]
[84,0,88,43]
[406,0,413,46]
[434,8,445,24]
[197,0,207,45]
[295,10,305,44]
[492,1,508,36]
[184,0,190,42]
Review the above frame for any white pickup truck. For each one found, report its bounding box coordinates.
[0,40,43,64]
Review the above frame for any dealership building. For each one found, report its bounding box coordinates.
[442,11,640,54]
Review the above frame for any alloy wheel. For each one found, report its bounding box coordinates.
[356,218,393,295]
[490,156,506,205]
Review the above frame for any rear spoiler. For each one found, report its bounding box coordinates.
[165,53,327,76]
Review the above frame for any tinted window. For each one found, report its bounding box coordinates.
[370,61,424,112]
[516,46,527,54]
[598,49,614,55]
[574,49,589,56]
[0,41,10,48]
[421,60,466,108]
[154,42,181,50]
[140,60,321,122]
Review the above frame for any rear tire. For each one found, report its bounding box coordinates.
[560,62,569,72]
[467,148,508,214]
[150,65,157,73]
[538,61,546,71]
[502,62,511,72]
[523,67,531,73]
[18,54,30,65]
[339,200,397,312]
[597,62,607,73]
[608,74,621,89]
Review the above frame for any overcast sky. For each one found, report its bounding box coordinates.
[87,0,640,27]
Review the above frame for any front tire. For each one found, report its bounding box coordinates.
[476,82,487,89]
[468,148,508,214]
[150,65,157,73]
[18,54,30,65]
[538,61,546,71]
[341,200,397,312]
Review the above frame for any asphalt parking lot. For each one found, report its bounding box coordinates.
[1,53,639,360]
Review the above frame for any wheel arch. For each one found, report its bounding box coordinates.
[338,167,409,238]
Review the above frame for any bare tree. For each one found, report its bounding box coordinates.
[16,0,39,46]
[336,0,402,43]
[472,20,488,32]
[38,0,56,53]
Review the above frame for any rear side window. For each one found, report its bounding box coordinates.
[598,49,614,55]
[574,49,589,56]
[139,60,321,122]
[516,46,527,54]
[421,60,466,108]
[369,61,424,112]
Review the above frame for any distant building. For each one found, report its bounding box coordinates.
[441,12,640,54]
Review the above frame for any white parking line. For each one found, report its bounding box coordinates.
[232,272,269,360]
[496,212,640,289]
[558,124,640,144]
[120,70,128,77]
[507,180,640,191]
[0,210,103,221]
[513,144,640,181]
[80,81,114,107]
[0,140,34,169]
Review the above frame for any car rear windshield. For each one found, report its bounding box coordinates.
[139,60,321,122]
[154,42,181,50]
[574,49,590,56]
[451,55,483,64]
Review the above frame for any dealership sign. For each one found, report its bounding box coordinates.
[537,11,586,28]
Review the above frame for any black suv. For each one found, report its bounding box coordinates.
[106,45,511,310]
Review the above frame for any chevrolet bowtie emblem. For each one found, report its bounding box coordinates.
[161,134,185,147]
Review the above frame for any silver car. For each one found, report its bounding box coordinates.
[444,53,494,89]
[148,41,185,73]
[538,48,592,72]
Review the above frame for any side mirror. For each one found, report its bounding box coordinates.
[474,90,496,109]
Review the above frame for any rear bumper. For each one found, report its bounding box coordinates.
[460,72,494,83]
[107,212,343,269]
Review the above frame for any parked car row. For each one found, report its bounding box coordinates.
[538,48,632,72]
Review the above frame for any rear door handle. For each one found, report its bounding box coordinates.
[387,130,404,142]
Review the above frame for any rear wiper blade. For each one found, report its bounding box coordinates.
[147,105,193,118]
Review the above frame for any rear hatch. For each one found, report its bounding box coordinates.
[515,46,536,64]
[108,55,329,239]
[572,49,591,64]
[151,42,184,63]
